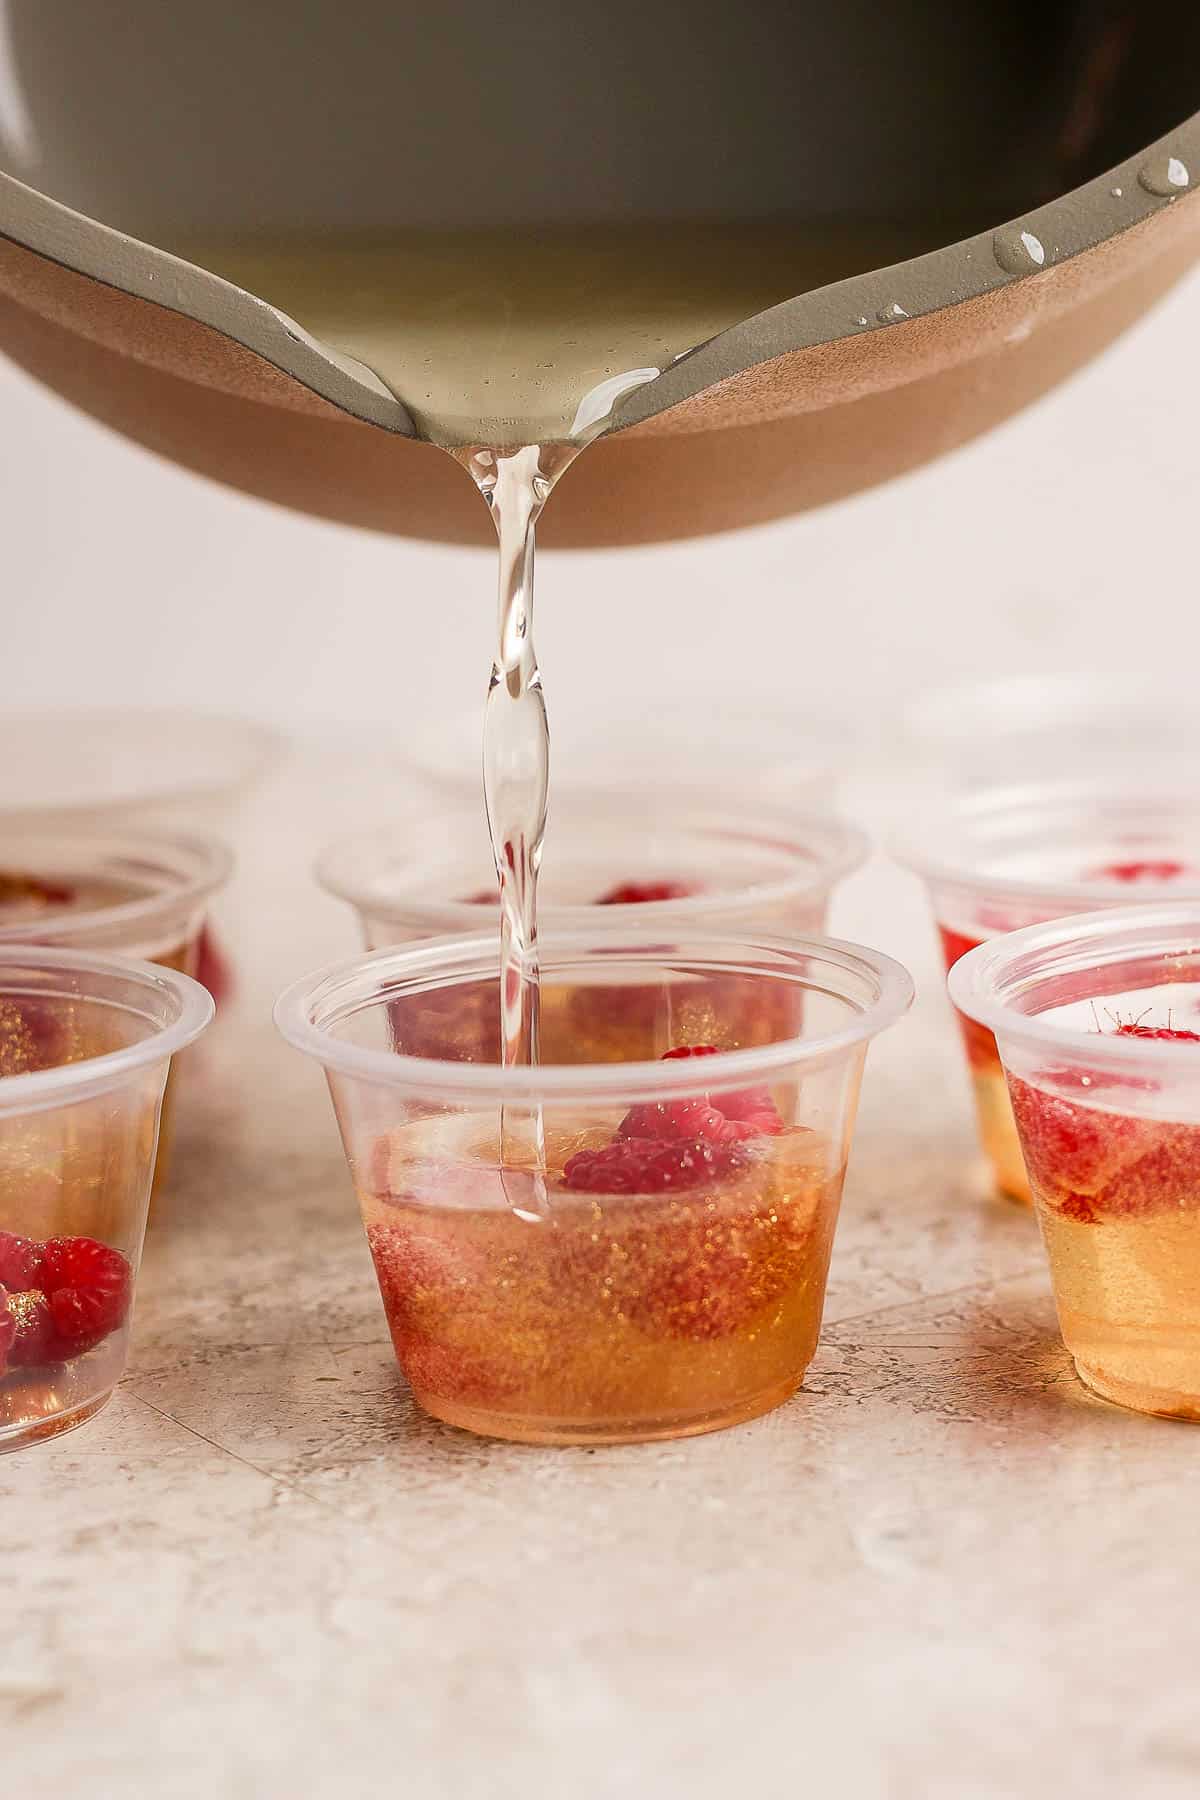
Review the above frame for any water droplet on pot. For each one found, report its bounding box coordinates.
[876,303,910,325]
[1111,186,1124,198]
[1139,155,1190,198]
[855,315,869,327]
[993,227,1047,274]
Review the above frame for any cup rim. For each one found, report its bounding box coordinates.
[0,827,233,946]
[274,927,914,1103]
[947,900,1200,1071]
[892,776,1200,913]
[0,707,281,819]
[0,945,215,1115]
[315,807,871,933]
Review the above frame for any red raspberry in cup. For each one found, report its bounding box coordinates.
[1112,1022,1200,1043]
[0,1286,14,1378]
[37,1237,132,1357]
[1010,1074,1143,1198]
[1090,859,1191,884]
[0,1231,42,1291]
[562,1135,747,1194]
[596,880,699,905]
[5,1288,55,1366]
[618,1044,785,1143]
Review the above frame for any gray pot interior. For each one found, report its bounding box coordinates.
[0,0,1197,443]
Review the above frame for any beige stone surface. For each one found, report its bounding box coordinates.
[3,768,1197,1800]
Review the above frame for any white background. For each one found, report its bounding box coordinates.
[2,267,1196,744]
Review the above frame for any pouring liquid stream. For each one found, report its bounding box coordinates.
[456,441,580,1217]
[180,221,948,1212]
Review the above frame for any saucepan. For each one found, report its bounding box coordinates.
[0,1,1195,544]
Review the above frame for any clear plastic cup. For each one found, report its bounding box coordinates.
[404,700,856,813]
[0,947,213,1451]
[317,802,870,966]
[950,904,1200,1422]
[895,779,1200,1203]
[899,672,1200,792]
[275,927,912,1445]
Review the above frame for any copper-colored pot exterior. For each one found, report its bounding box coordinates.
[0,77,1198,544]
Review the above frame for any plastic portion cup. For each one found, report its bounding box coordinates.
[896,780,1200,1203]
[0,948,213,1451]
[402,700,856,813]
[950,904,1200,1422]
[317,804,870,968]
[899,672,1200,792]
[275,928,912,1446]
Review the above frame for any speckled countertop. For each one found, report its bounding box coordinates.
[4,760,1198,1800]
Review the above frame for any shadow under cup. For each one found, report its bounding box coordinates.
[275,930,912,1446]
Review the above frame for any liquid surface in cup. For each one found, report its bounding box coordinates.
[362,1112,841,1444]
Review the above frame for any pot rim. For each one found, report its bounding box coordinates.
[1,103,1196,443]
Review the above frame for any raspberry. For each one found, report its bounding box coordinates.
[37,1237,131,1356]
[938,926,983,969]
[618,1098,756,1146]
[1112,1022,1200,1043]
[618,1045,785,1144]
[0,1230,42,1290]
[0,1286,13,1377]
[1091,860,1190,884]
[1010,1074,1139,1195]
[1009,1073,1200,1220]
[596,880,698,905]
[1092,1128,1200,1219]
[937,932,1004,1072]
[562,1136,746,1194]
[194,925,234,1004]
[0,872,75,912]
[664,1045,783,1131]
[5,1288,55,1365]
